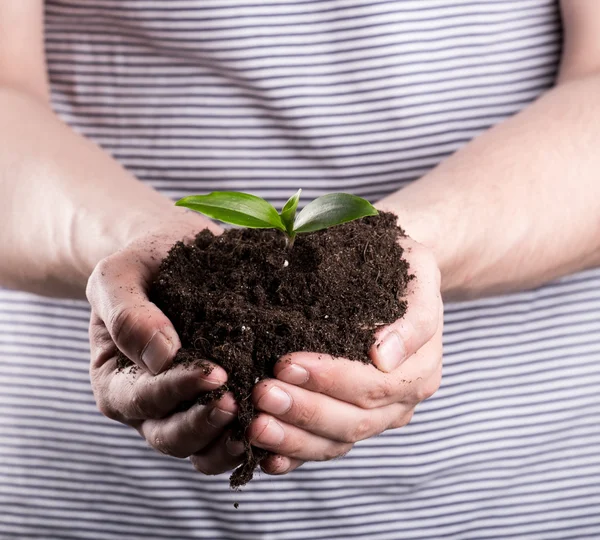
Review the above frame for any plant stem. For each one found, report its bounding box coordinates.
[285,232,296,249]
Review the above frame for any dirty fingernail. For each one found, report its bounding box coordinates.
[226,438,246,456]
[141,331,173,374]
[256,419,285,447]
[202,366,228,386]
[207,407,236,428]
[257,386,292,415]
[376,331,406,372]
[277,364,309,385]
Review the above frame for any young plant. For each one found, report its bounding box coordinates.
[175,189,378,246]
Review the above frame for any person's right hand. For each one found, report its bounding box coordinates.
[86,213,247,474]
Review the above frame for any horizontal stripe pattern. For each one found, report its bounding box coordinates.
[3,0,600,538]
[43,0,561,206]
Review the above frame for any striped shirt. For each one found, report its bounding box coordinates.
[2,0,600,538]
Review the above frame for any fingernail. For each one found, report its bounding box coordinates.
[376,331,406,372]
[141,331,173,374]
[256,419,285,447]
[226,438,246,456]
[257,386,292,415]
[277,364,309,385]
[207,407,236,428]
[202,366,228,387]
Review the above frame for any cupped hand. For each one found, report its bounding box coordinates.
[249,236,443,475]
[86,212,246,474]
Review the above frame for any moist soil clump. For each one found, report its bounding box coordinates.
[149,211,411,488]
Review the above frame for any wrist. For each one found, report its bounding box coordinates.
[376,183,472,300]
[123,203,222,247]
[73,199,219,296]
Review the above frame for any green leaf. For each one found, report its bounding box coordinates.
[279,189,301,235]
[175,192,286,231]
[293,193,378,234]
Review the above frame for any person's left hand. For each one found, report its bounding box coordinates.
[248,236,443,475]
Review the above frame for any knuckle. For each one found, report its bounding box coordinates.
[314,371,338,396]
[148,426,186,458]
[148,426,170,455]
[95,393,118,421]
[94,256,113,277]
[322,442,353,461]
[283,434,306,458]
[185,408,212,441]
[130,385,153,419]
[309,355,338,394]
[292,402,323,430]
[168,372,196,402]
[413,375,441,403]
[108,305,141,349]
[88,324,108,354]
[344,416,373,443]
[86,258,109,303]
[359,379,395,409]
[390,410,414,430]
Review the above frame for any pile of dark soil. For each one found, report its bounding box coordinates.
[148,211,411,488]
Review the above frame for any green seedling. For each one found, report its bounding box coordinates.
[175,189,378,246]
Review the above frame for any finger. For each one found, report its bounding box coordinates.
[94,355,227,422]
[260,454,304,476]
[378,318,444,406]
[87,247,180,375]
[189,430,246,476]
[274,335,442,410]
[89,311,118,370]
[247,414,353,461]
[253,379,411,443]
[370,237,442,372]
[138,393,237,459]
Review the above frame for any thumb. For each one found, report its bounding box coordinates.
[369,238,442,373]
[87,250,180,375]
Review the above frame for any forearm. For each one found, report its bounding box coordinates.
[0,87,192,298]
[378,73,600,300]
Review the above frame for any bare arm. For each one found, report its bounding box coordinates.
[377,0,600,300]
[0,3,239,470]
[0,1,211,299]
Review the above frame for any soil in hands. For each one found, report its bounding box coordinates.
[146,211,411,488]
